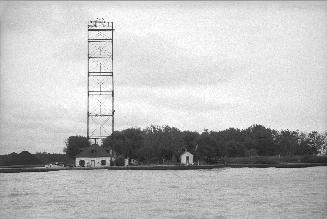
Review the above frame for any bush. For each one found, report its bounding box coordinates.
[114,156,125,166]
[300,155,327,163]
[226,156,279,164]
[252,157,279,164]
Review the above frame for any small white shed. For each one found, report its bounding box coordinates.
[180,151,194,165]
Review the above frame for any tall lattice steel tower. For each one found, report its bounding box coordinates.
[87,19,114,145]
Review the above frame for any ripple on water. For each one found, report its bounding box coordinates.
[0,167,326,218]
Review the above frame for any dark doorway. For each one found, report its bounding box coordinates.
[79,160,85,167]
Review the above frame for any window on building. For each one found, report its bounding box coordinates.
[101,160,106,166]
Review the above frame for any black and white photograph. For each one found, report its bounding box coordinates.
[0,1,326,218]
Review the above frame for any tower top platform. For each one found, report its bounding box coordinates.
[88,19,113,30]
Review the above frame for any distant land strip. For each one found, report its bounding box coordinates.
[1,163,327,173]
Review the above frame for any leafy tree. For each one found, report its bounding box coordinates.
[196,133,216,162]
[182,131,199,152]
[307,131,325,155]
[322,131,327,155]
[295,132,315,155]
[225,140,246,157]
[63,136,90,158]
[102,128,144,159]
[243,125,277,156]
[246,148,258,157]
[210,128,244,158]
[276,130,298,156]
[142,125,184,163]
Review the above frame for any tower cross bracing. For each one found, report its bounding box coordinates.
[87,19,114,145]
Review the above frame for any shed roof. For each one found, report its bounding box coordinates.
[180,151,193,157]
[76,145,111,158]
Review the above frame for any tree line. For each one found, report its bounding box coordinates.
[64,124,327,164]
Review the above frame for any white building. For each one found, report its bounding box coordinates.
[75,145,113,167]
[180,151,194,165]
[124,157,129,166]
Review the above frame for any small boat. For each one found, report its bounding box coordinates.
[45,162,65,168]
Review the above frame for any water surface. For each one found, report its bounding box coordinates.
[1,167,326,218]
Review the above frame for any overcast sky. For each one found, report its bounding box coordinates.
[0,1,326,154]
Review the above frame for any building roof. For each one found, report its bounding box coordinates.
[76,145,112,158]
[180,151,193,157]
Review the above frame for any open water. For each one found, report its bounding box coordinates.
[0,167,326,218]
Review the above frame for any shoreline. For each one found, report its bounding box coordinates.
[0,163,327,173]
